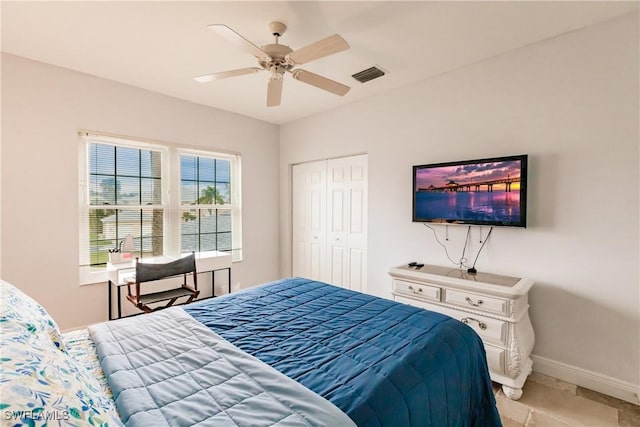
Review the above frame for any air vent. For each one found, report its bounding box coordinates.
[352,66,386,83]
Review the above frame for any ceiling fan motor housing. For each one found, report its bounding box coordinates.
[259,43,294,71]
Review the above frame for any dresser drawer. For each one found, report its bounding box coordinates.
[445,289,508,316]
[393,279,441,302]
[424,304,508,346]
[394,295,508,376]
[485,344,506,376]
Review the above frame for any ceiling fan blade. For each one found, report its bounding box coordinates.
[291,69,350,96]
[208,24,269,59]
[267,76,283,107]
[286,34,349,65]
[194,67,262,83]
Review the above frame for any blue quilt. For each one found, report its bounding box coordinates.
[185,278,501,427]
[90,307,355,427]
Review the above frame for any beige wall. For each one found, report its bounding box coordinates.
[280,13,639,392]
[1,53,281,330]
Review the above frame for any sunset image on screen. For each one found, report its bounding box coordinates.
[413,157,526,226]
[415,160,521,193]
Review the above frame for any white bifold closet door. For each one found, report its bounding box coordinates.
[292,154,368,292]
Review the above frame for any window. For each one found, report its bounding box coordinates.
[85,143,164,265]
[79,134,241,284]
[180,154,232,253]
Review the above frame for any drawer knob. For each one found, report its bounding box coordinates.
[461,317,487,330]
[465,297,483,306]
[408,285,422,294]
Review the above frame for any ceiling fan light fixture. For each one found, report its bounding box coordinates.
[270,65,285,79]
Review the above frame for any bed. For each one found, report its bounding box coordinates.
[0,278,501,427]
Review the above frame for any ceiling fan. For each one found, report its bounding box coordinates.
[194,22,351,107]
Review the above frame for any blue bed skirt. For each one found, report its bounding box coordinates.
[185,277,501,427]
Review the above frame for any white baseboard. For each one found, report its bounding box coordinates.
[531,354,640,405]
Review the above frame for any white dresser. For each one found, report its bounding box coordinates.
[389,264,535,400]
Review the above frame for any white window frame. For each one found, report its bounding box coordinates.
[79,133,242,285]
[174,147,242,260]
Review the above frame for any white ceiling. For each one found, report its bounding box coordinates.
[2,1,638,125]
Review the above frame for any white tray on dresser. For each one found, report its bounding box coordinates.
[388,264,535,400]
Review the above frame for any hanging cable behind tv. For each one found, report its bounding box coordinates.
[467,227,494,274]
[423,224,494,274]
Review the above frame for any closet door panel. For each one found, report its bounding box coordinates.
[326,155,368,290]
[293,155,367,291]
[326,158,349,287]
[292,161,327,281]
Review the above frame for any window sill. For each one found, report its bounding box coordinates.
[79,251,242,286]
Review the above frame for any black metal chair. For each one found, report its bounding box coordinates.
[126,253,199,313]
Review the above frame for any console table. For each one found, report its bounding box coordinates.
[388,264,535,400]
[107,251,232,320]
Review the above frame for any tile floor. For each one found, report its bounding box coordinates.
[495,373,640,427]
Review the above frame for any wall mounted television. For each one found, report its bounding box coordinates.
[413,154,528,227]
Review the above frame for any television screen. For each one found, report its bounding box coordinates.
[413,154,528,227]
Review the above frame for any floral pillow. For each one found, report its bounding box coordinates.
[0,280,66,352]
[0,281,123,426]
[0,327,123,426]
